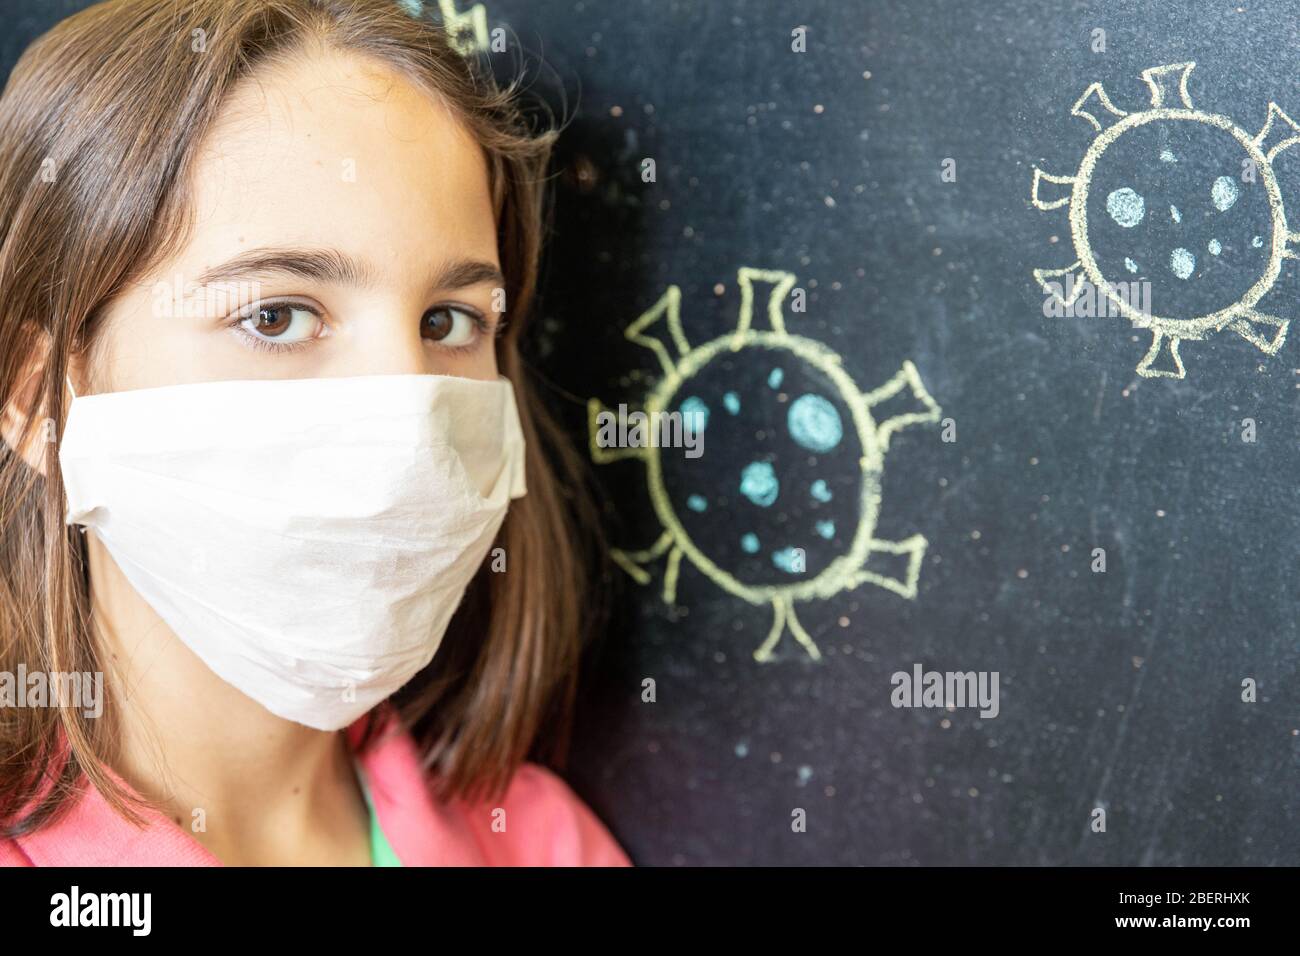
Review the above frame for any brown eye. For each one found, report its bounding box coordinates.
[421,307,452,341]
[421,307,479,347]
[236,303,322,347]
[254,305,293,336]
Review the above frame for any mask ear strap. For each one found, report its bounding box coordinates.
[66,375,77,400]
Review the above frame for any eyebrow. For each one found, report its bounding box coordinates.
[193,248,506,293]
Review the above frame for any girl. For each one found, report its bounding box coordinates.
[0,0,630,866]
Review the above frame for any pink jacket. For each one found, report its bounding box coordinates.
[0,707,631,867]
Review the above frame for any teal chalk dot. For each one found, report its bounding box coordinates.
[810,479,833,503]
[772,547,804,574]
[679,395,709,433]
[686,494,708,513]
[1211,175,1239,212]
[739,461,779,507]
[815,520,835,540]
[1106,187,1145,228]
[723,391,741,414]
[788,394,843,453]
[767,367,784,389]
[740,533,760,554]
[397,0,424,14]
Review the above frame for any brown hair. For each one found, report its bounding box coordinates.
[0,0,600,834]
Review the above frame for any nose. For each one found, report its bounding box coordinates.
[332,305,431,378]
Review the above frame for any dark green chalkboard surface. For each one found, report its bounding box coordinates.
[4,0,1294,865]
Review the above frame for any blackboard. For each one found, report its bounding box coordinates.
[497,0,1299,866]
[4,0,1295,866]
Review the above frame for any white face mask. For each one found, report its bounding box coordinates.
[58,373,526,731]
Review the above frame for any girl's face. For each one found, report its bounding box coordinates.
[84,49,503,393]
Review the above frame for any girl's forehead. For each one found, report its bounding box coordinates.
[181,48,497,277]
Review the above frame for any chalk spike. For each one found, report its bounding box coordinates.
[662,546,684,604]
[624,285,689,380]
[609,530,673,586]
[861,360,941,453]
[1231,310,1288,354]
[1071,82,1128,132]
[1256,102,1300,161]
[752,595,822,663]
[1141,62,1196,110]
[732,267,797,348]
[1034,263,1087,309]
[851,535,928,600]
[437,0,490,55]
[1030,167,1075,210]
[1136,331,1186,379]
[587,397,650,464]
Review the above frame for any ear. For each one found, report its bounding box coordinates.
[0,330,64,477]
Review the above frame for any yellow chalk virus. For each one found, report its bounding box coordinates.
[1032,62,1299,378]
[588,268,941,662]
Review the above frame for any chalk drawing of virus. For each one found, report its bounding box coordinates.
[1031,62,1300,378]
[587,268,941,662]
